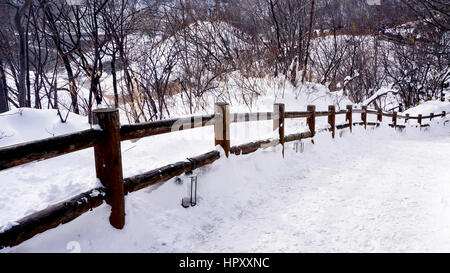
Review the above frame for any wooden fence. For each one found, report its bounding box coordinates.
[0,103,448,249]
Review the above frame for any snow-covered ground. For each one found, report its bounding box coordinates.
[2,121,450,252]
[1,81,450,252]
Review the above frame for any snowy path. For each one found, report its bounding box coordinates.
[3,125,450,252]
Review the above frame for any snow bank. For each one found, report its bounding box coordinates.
[0,108,90,148]
[404,100,450,117]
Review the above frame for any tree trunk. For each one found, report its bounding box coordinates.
[111,51,119,108]
[0,59,9,113]
[61,55,79,114]
[302,0,315,84]
[25,8,31,108]
[14,0,32,107]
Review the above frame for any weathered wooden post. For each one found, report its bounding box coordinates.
[392,111,398,128]
[444,111,447,126]
[377,108,383,122]
[405,113,410,123]
[328,105,336,138]
[273,103,285,157]
[430,113,434,121]
[214,102,230,157]
[418,114,422,125]
[93,108,125,229]
[346,105,353,133]
[307,105,316,137]
[361,106,367,129]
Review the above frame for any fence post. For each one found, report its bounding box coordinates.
[346,105,353,133]
[418,114,422,126]
[377,108,382,122]
[361,106,367,129]
[93,108,125,229]
[393,111,398,128]
[328,105,336,138]
[430,113,434,121]
[405,114,410,123]
[443,111,446,118]
[307,105,316,137]
[273,103,285,157]
[214,102,230,157]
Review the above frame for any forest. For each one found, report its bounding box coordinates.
[0,0,448,123]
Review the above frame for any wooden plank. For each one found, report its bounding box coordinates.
[0,187,107,249]
[124,150,221,193]
[285,111,311,119]
[389,124,406,129]
[352,109,365,114]
[214,103,230,157]
[230,139,279,155]
[361,106,367,129]
[307,105,316,136]
[273,103,285,157]
[284,131,314,143]
[315,111,331,117]
[366,109,379,114]
[346,105,353,133]
[0,129,104,171]
[336,123,350,130]
[392,111,398,127]
[120,115,215,141]
[230,131,314,156]
[328,105,336,138]
[352,122,380,127]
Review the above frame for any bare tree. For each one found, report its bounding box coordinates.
[10,0,32,107]
[0,58,9,112]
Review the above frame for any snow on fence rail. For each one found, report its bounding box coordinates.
[0,103,448,249]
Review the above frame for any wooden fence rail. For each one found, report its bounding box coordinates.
[0,129,104,171]
[0,103,448,249]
